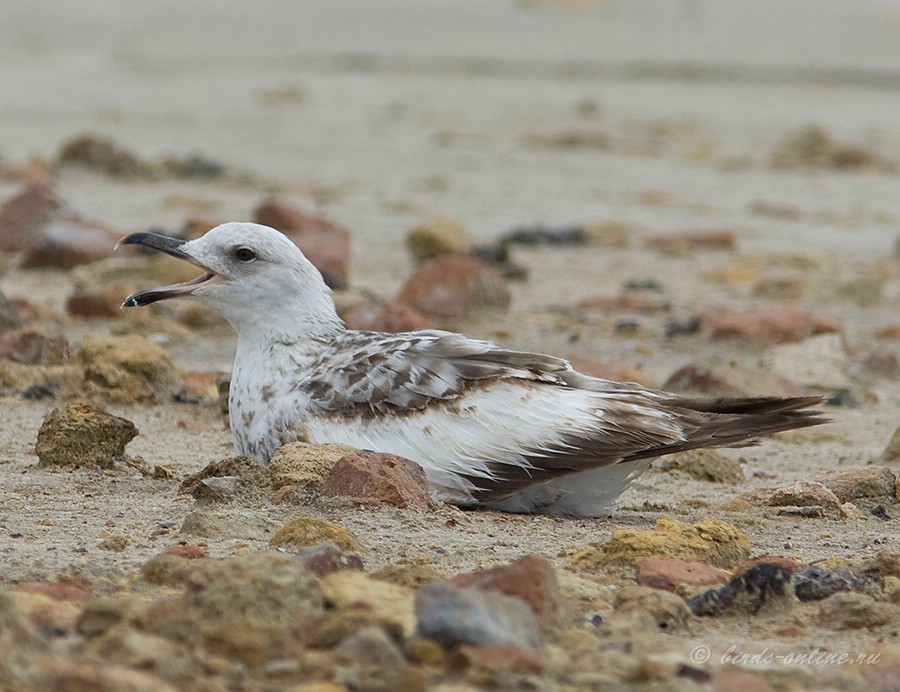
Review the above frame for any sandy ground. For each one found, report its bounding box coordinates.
[2,1,900,688]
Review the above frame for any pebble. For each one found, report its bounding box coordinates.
[78,333,180,403]
[611,584,692,631]
[767,480,843,517]
[34,401,138,469]
[662,361,802,398]
[65,287,127,319]
[294,542,364,577]
[269,441,359,491]
[646,229,736,256]
[793,566,858,602]
[20,219,122,269]
[320,450,433,509]
[333,626,408,691]
[569,517,751,570]
[57,133,149,177]
[812,466,897,503]
[655,448,746,484]
[396,255,510,318]
[322,570,416,637]
[0,327,69,365]
[0,182,69,252]
[406,215,473,260]
[449,554,569,634]
[770,124,881,171]
[706,305,841,346]
[688,563,795,616]
[178,456,273,503]
[415,580,542,653]
[636,557,729,591]
[269,517,361,552]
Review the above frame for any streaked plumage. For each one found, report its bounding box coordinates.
[121,222,827,516]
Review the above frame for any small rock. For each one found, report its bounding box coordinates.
[874,323,900,340]
[748,199,803,220]
[34,401,137,468]
[65,287,126,318]
[813,466,896,503]
[20,219,122,269]
[817,592,899,629]
[178,510,275,540]
[767,480,843,517]
[568,518,750,570]
[141,546,209,586]
[502,224,589,246]
[582,221,634,248]
[0,327,69,365]
[295,542,364,577]
[320,450,432,509]
[177,552,324,666]
[406,216,473,260]
[415,580,542,653]
[322,570,416,637]
[688,563,795,615]
[793,566,858,602]
[646,229,736,256]
[636,557,729,591]
[656,448,745,484]
[254,196,351,288]
[198,476,244,501]
[178,456,273,501]
[860,349,900,379]
[449,554,569,633]
[269,517,361,552]
[333,625,407,692]
[373,563,443,590]
[752,272,806,301]
[396,256,510,318]
[0,182,69,252]
[269,441,360,490]
[57,133,149,177]
[79,333,180,403]
[343,301,430,332]
[762,333,851,389]
[708,306,841,346]
[177,369,221,403]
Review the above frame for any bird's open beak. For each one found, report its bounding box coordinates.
[118,232,225,307]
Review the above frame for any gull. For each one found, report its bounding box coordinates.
[120,222,826,516]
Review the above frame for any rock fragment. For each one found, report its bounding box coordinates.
[269,441,359,490]
[569,518,751,570]
[269,517,361,552]
[0,182,69,252]
[707,306,841,346]
[34,401,137,468]
[812,466,897,503]
[656,448,745,484]
[396,256,510,318]
[406,215,473,260]
[767,480,843,517]
[0,327,69,365]
[415,580,542,653]
[79,333,180,402]
[817,592,899,629]
[688,563,795,615]
[636,557,729,591]
[320,450,432,508]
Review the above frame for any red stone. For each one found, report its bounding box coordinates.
[159,544,208,559]
[0,327,69,365]
[396,256,510,318]
[449,554,568,633]
[12,580,92,602]
[254,197,351,288]
[20,219,121,269]
[0,182,68,251]
[320,450,432,508]
[65,289,123,318]
[706,305,841,345]
[636,557,728,591]
[647,229,737,255]
[344,301,430,332]
[295,542,364,577]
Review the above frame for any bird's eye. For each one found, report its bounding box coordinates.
[234,247,257,263]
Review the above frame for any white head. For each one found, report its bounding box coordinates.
[121,222,342,338]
